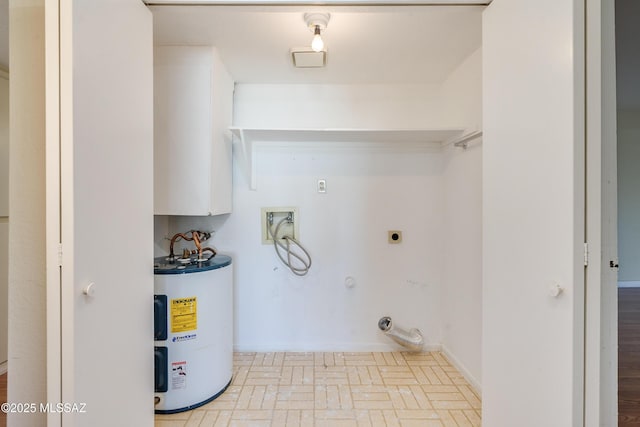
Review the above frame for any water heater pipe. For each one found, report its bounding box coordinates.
[378,316,424,352]
[168,230,216,261]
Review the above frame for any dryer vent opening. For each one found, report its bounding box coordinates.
[378,316,424,352]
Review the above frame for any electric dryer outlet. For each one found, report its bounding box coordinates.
[261,207,299,244]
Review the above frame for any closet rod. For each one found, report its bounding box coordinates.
[452,130,483,149]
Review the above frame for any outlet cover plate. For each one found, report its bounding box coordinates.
[318,179,327,193]
[388,230,402,244]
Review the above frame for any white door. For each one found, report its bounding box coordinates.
[57,1,154,426]
[482,1,585,426]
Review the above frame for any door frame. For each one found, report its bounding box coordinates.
[45,0,62,425]
[584,0,618,426]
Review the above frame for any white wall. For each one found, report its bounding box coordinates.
[441,48,483,133]
[157,82,456,352]
[232,84,445,129]
[171,148,445,352]
[8,1,47,425]
[617,109,640,283]
[440,48,483,390]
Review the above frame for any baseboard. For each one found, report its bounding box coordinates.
[234,343,443,353]
[0,361,7,375]
[441,345,482,395]
[618,281,640,288]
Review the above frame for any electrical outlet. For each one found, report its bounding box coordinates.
[317,179,327,193]
[261,207,299,244]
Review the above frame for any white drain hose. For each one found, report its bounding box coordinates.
[378,316,424,352]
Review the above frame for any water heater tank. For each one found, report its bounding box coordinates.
[153,254,233,413]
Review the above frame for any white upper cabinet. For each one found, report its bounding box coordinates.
[154,46,234,216]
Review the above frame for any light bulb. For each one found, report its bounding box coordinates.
[311,25,324,52]
[311,34,324,52]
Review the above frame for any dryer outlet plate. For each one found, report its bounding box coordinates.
[388,230,402,244]
[261,207,299,245]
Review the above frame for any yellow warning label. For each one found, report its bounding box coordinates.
[171,297,197,333]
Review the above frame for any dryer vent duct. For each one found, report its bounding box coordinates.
[378,316,424,352]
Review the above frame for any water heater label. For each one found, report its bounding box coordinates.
[171,360,187,390]
[170,296,197,333]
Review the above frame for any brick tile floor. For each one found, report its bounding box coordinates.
[155,352,481,427]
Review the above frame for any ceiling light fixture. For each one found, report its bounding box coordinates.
[304,13,330,53]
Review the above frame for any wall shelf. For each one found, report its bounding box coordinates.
[230,127,467,190]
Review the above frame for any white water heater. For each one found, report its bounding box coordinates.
[153,254,233,413]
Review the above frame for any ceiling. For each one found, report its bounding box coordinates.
[0,2,636,105]
[151,5,484,85]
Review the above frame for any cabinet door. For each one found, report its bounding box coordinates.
[154,46,214,215]
[482,1,585,426]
